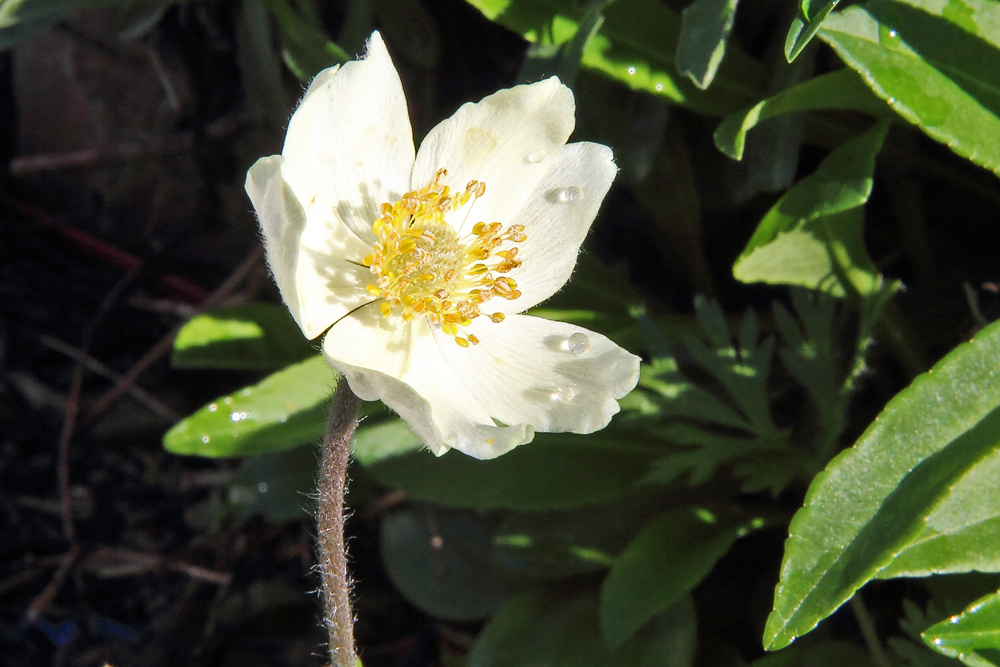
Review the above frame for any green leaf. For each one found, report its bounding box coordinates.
[924,589,1000,666]
[714,68,891,160]
[467,586,696,667]
[172,303,315,371]
[236,0,291,128]
[463,0,764,115]
[163,356,333,458]
[351,418,424,466]
[733,122,888,297]
[228,445,316,522]
[363,432,659,512]
[676,0,739,90]
[785,1,842,63]
[763,318,1000,650]
[600,507,763,647]
[260,0,349,80]
[380,507,521,621]
[818,0,1000,176]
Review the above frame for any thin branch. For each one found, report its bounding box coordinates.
[317,379,362,667]
[851,593,891,667]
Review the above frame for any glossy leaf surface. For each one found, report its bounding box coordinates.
[764,319,1000,650]
[164,356,333,458]
[923,589,1000,665]
[819,0,1000,175]
[785,0,841,62]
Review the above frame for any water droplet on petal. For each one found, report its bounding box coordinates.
[208,403,217,412]
[526,150,546,163]
[258,482,268,494]
[556,186,582,203]
[566,332,589,354]
[201,435,210,444]
[551,386,575,403]
[627,66,636,75]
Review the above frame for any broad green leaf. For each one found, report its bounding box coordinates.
[676,0,739,90]
[924,589,1000,666]
[363,432,659,512]
[785,1,842,62]
[764,319,1000,650]
[518,1,602,86]
[819,0,1000,175]
[467,587,696,667]
[715,68,891,160]
[351,418,424,466]
[228,445,316,522]
[464,0,764,115]
[600,507,763,647]
[172,303,315,371]
[260,0,349,80]
[380,507,520,621]
[733,122,888,297]
[163,356,333,457]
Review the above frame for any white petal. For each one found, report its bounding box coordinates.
[282,31,415,245]
[322,304,533,459]
[435,314,640,435]
[411,76,575,235]
[246,155,307,332]
[497,141,617,313]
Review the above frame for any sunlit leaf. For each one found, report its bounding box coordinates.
[923,589,1000,666]
[819,0,1000,175]
[714,68,890,160]
[172,303,316,371]
[733,122,888,297]
[464,0,764,115]
[600,507,764,647]
[785,0,842,63]
[676,0,739,90]
[764,319,1000,650]
[163,356,333,458]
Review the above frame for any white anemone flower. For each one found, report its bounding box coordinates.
[245,32,640,459]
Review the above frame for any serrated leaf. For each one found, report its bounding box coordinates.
[163,356,333,458]
[764,319,1000,650]
[733,122,888,297]
[600,507,763,647]
[362,432,658,512]
[924,589,1000,666]
[819,0,1000,175]
[676,0,739,90]
[464,0,764,115]
[467,586,696,667]
[785,1,842,62]
[172,303,315,370]
[714,68,890,160]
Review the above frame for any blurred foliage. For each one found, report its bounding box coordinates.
[7,0,995,662]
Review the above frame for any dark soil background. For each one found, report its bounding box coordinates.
[4,2,1000,667]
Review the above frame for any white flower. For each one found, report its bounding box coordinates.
[245,32,640,459]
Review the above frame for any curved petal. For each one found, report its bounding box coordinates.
[435,314,640,435]
[497,141,617,313]
[411,76,575,235]
[282,31,415,245]
[322,304,533,458]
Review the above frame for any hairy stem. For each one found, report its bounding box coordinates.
[317,379,361,667]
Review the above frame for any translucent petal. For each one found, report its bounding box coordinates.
[435,314,640,434]
[322,304,533,458]
[411,76,575,235]
[282,31,415,246]
[494,141,617,313]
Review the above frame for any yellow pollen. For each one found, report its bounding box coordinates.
[364,168,525,345]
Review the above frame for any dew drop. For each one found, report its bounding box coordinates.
[201,435,210,444]
[551,386,575,403]
[258,482,269,494]
[933,638,943,645]
[526,150,546,163]
[655,82,663,92]
[208,403,217,412]
[556,186,582,203]
[230,411,250,422]
[566,332,589,354]
[627,66,636,75]
[889,29,897,37]
[887,97,897,105]
[223,396,233,405]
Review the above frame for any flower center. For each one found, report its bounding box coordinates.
[363,169,526,347]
